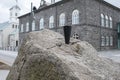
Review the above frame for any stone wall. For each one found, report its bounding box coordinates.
[19,0,120,50]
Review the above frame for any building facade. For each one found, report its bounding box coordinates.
[19,0,120,51]
[0,2,20,51]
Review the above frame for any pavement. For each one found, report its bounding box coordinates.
[0,50,18,66]
[98,50,120,63]
[0,50,17,80]
[0,70,9,80]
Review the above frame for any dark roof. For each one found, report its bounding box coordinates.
[10,5,21,10]
[18,0,120,19]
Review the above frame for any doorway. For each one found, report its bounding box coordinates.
[16,41,18,47]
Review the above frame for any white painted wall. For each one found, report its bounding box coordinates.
[0,31,2,48]
[2,24,15,48]
[0,4,20,50]
[9,29,19,47]
[9,7,20,23]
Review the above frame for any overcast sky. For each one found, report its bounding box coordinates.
[0,0,120,23]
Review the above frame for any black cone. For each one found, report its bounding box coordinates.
[63,26,72,44]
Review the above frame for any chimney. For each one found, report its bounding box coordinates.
[39,0,47,8]
[51,0,55,4]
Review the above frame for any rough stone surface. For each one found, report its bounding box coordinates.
[7,29,120,80]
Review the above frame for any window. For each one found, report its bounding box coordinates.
[118,23,120,33]
[101,14,105,27]
[110,36,113,46]
[59,13,65,26]
[16,41,18,47]
[20,24,24,32]
[101,36,105,46]
[26,22,29,32]
[51,0,55,4]
[73,33,79,39]
[109,17,113,28]
[72,10,79,24]
[10,12,12,16]
[105,15,109,27]
[15,13,17,16]
[12,24,14,28]
[40,18,44,29]
[106,36,109,46]
[32,20,35,31]
[49,16,54,28]
[16,25,17,29]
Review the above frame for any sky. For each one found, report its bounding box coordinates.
[0,0,120,23]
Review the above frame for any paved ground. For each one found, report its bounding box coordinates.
[0,70,9,80]
[0,50,17,80]
[0,50,18,66]
[98,50,120,63]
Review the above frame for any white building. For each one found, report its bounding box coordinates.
[0,2,20,51]
[9,29,19,50]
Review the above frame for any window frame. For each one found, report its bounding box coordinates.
[73,33,79,39]
[106,36,109,46]
[101,36,105,46]
[101,14,105,27]
[15,13,18,16]
[49,16,54,28]
[26,22,29,32]
[109,17,113,28]
[40,18,44,29]
[12,24,14,28]
[32,20,36,31]
[110,36,113,46]
[20,24,24,32]
[72,9,79,25]
[105,15,109,28]
[59,13,65,27]
[16,25,17,29]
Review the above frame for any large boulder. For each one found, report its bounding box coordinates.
[7,29,120,80]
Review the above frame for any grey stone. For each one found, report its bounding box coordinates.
[7,29,120,80]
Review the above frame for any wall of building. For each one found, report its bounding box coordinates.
[0,31,3,48]
[10,7,20,23]
[9,33,19,47]
[84,0,120,50]
[100,0,120,50]
[2,24,14,48]
[19,0,120,50]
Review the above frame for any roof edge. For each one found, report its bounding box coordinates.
[18,0,120,19]
[18,0,71,19]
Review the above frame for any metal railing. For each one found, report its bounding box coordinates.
[0,46,18,52]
